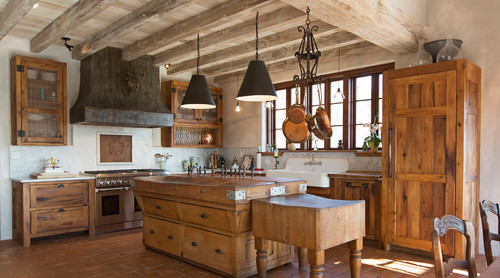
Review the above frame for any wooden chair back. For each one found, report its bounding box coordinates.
[480,199,500,266]
[432,215,477,278]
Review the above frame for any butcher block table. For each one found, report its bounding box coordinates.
[133,174,308,278]
[252,194,365,278]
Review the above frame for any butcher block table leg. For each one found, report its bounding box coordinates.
[308,250,325,277]
[349,238,363,278]
[298,247,308,271]
[255,238,269,278]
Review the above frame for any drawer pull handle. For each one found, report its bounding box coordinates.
[168,235,173,240]
[156,205,162,209]
[150,230,155,234]
[346,183,369,189]
[57,184,65,188]
[191,241,198,247]
[57,208,65,213]
[215,249,222,254]
[201,214,208,219]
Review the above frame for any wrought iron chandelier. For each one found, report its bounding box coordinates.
[293,7,324,89]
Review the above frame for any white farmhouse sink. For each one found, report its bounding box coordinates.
[266,157,349,188]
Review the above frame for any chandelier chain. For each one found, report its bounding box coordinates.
[196,33,200,75]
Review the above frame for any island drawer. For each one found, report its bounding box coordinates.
[31,206,88,234]
[30,182,89,208]
[179,203,236,232]
[183,226,232,273]
[140,197,179,220]
[143,216,181,256]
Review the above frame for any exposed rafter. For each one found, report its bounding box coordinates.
[71,0,194,60]
[203,31,364,78]
[0,0,38,41]
[153,6,306,66]
[30,0,118,53]
[122,0,279,61]
[166,21,337,75]
[214,41,381,84]
[280,0,426,53]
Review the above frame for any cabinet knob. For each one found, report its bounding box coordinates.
[57,184,65,188]
[363,183,369,188]
[215,249,222,254]
[156,205,162,209]
[150,230,155,234]
[191,242,198,247]
[168,235,173,240]
[201,213,208,219]
[57,208,65,213]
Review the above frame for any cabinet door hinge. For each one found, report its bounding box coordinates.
[17,130,25,137]
[219,95,223,100]
[219,118,223,123]
[173,114,176,119]
[16,65,24,72]
[172,88,176,94]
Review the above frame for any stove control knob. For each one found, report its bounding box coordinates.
[105,180,111,186]
[118,179,123,185]
[98,180,104,186]
[111,180,117,185]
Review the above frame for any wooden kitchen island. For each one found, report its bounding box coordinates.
[133,175,307,277]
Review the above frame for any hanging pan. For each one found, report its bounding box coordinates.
[287,85,307,124]
[308,84,332,140]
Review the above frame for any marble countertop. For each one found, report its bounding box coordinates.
[12,175,96,183]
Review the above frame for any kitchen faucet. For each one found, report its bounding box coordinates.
[304,154,322,166]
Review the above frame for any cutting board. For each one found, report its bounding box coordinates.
[30,173,78,179]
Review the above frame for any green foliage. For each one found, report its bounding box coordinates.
[362,132,381,151]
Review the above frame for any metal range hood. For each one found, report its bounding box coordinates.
[70,47,173,128]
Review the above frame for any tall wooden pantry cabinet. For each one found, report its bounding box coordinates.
[382,59,480,259]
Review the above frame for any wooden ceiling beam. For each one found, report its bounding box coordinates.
[202,31,364,77]
[30,0,118,53]
[0,0,39,41]
[153,6,306,66]
[165,21,337,75]
[122,0,278,61]
[213,41,381,84]
[71,0,195,60]
[280,0,426,53]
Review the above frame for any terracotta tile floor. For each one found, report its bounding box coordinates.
[0,229,489,278]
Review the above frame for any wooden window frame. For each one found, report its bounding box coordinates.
[267,63,394,151]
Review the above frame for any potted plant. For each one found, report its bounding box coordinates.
[362,123,381,152]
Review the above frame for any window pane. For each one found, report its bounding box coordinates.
[378,99,383,122]
[276,130,286,149]
[330,80,344,103]
[356,76,372,100]
[356,100,371,124]
[329,126,343,149]
[316,138,324,149]
[311,83,324,106]
[378,124,383,148]
[276,89,287,108]
[355,124,370,149]
[311,105,319,115]
[330,103,343,125]
[290,87,300,104]
[275,110,286,129]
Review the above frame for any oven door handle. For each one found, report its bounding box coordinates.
[95,187,129,193]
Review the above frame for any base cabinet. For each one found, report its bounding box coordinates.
[139,198,294,277]
[12,179,95,246]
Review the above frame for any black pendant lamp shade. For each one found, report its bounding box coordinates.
[181,34,216,109]
[236,12,277,102]
[181,74,215,109]
[236,60,276,102]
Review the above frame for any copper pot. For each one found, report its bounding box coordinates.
[282,114,311,143]
[201,132,213,144]
[309,106,332,140]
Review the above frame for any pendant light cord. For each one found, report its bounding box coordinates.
[196,33,200,75]
[255,12,259,60]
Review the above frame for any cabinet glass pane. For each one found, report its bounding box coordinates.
[27,68,58,110]
[27,113,58,138]
[200,94,218,122]
[176,88,197,120]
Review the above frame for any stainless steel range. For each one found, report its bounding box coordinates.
[82,169,169,234]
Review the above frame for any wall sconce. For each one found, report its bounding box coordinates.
[164,64,171,75]
[265,101,273,109]
[61,37,73,51]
